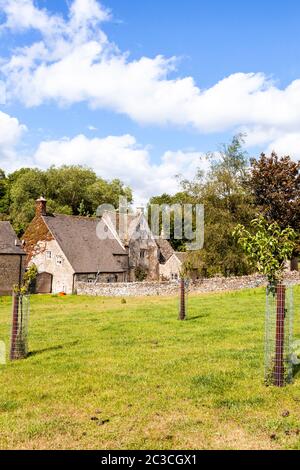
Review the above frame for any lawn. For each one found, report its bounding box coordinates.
[0,288,300,450]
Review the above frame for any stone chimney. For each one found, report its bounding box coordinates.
[36,197,47,217]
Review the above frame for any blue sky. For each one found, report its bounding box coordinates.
[0,0,300,202]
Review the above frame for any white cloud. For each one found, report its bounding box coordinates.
[0,0,64,34]
[1,0,300,178]
[0,0,300,147]
[242,126,300,160]
[0,110,27,168]
[33,134,208,202]
[0,81,6,104]
[0,0,110,37]
[266,133,300,159]
[69,0,111,28]
[0,109,207,200]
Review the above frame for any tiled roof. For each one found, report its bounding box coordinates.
[0,222,25,255]
[174,252,188,263]
[156,237,174,263]
[43,214,128,273]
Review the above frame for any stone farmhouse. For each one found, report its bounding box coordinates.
[23,198,129,294]
[0,222,26,295]
[22,198,186,294]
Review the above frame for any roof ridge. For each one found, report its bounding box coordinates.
[50,213,98,220]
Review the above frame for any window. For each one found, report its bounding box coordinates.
[46,251,52,260]
[140,249,146,259]
[56,255,64,266]
[88,274,96,284]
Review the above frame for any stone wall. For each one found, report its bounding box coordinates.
[76,280,177,297]
[76,271,300,297]
[0,254,25,296]
[75,272,126,284]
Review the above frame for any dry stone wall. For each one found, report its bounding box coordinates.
[76,272,300,297]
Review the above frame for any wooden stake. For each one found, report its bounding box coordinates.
[179,278,186,321]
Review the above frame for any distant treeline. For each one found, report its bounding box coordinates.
[0,165,132,235]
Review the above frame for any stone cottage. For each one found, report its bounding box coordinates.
[22,198,129,294]
[0,221,26,295]
[159,250,188,281]
[102,209,159,281]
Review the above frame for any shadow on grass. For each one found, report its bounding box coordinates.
[187,314,209,321]
[28,340,79,357]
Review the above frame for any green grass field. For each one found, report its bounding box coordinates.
[0,288,300,450]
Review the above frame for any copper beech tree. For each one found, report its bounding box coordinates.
[249,153,300,232]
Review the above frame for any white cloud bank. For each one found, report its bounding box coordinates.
[0,110,27,167]
[0,0,300,202]
[0,0,300,158]
[0,109,207,201]
[33,134,208,202]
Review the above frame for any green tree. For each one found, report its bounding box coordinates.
[87,178,132,213]
[46,166,97,214]
[9,169,47,234]
[0,169,9,214]
[182,134,255,277]
[148,192,191,252]
[2,165,133,235]
[148,135,255,277]
[233,217,296,291]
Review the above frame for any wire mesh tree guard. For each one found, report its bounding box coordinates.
[265,283,293,387]
[10,293,30,361]
[178,278,189,321]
